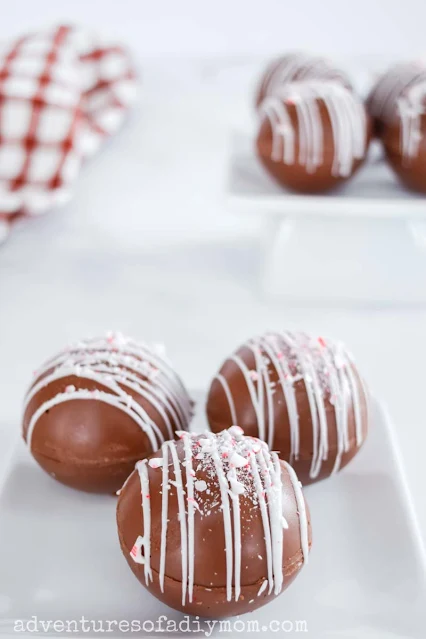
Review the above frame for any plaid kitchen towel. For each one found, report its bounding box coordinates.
[0,24,137,243]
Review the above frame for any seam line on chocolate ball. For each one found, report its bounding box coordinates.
[115,479,311,588]
[118,524,308,586]
[29,446,151,467]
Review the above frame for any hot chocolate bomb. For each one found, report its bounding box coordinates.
[207,331,369,485]
[382,80,426,194]
[256,81,370,193]
[22,333,193,493]
[117,428,311,618]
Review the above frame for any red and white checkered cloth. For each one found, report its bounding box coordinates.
[0,24,137,243]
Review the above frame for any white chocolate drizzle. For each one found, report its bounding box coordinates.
[137,460,153,584]
[23,333,192,451]
[397,80,426,162]
[259,53,350,102]
[259,81,367,178]
[213,331,367,480]
[132,429,309,605]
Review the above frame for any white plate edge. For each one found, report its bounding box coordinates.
[373,398,426,580]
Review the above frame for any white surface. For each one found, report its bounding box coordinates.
[0,396,424,638]
[0,0,426,60]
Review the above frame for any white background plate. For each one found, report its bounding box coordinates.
[0,394,425,638]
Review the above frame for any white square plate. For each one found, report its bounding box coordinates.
[0,393,425,638]
[227,132,426,218]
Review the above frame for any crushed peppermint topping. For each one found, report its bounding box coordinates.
[130,536,145,564]
[228,425,244,438]
[247,331,354,396]
[148,458,163,469]
[165,430,281,519]
[229,452,248,468]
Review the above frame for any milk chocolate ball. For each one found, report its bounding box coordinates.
[206,331,369,485]
[256,81,370,193]
[117,428,311,618]
[22,333,193,493]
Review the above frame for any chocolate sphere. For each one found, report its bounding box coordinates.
[22,333,193,494]
[366,61,426,137]
[117,428,311,618]
[256,81,370,193]
[382,80,426,193]
[255,52,352,109]
[206,331,369,485]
